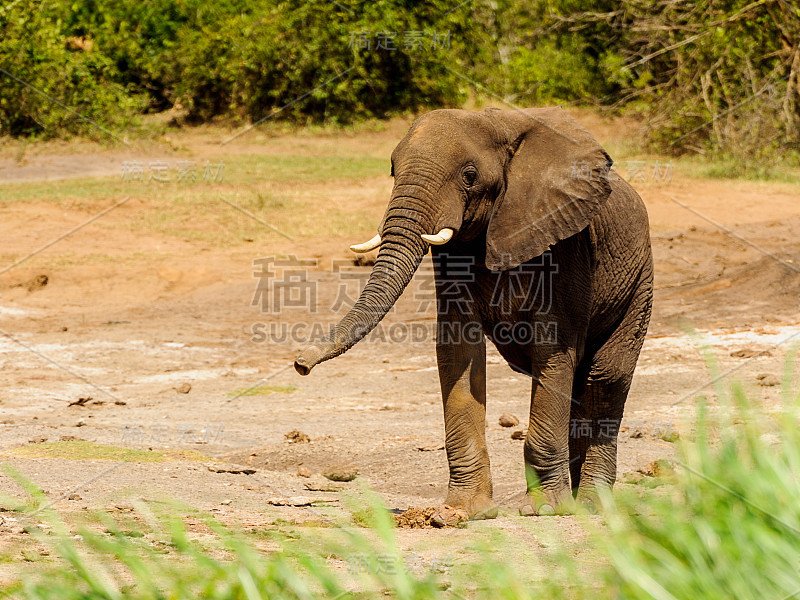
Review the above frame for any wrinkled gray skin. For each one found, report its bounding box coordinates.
[296,108,653,517]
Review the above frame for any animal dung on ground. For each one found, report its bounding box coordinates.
[285,429,311,444]
[322,467,358,482]
[498,413,519,427]
[395,506,468,529]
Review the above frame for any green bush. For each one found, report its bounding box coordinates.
[0,0,494,136]
[596,367,800,599]
[2,0,797,163]
[0,0,143,139]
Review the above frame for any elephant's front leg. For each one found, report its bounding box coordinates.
[524,350,576,515]
[436,320,496,519]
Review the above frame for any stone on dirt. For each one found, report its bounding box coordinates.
[304,476,344,492]
[175,382,192,394]
[756,373,780,386]
[322,468,358,482]
[731,349,760,358]
[499,413,519,427]
[296,466,312,477]
[206,463,256,475]
[511,430,525,440]
[267,496,319,507]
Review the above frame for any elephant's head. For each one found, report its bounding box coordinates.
[294,107,612,375]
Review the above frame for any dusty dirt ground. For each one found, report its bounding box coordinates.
[0,110,799,577]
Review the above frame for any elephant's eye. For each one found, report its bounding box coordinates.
[462,166,478,187]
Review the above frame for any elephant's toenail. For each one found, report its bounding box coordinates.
[471,506,499,520]
[538,504,555,516]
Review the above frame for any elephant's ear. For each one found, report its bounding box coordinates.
[484,107,613,270]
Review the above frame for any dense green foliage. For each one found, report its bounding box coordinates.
[1,0,798,160]
[0,0,489,136]
[504,0,800,159]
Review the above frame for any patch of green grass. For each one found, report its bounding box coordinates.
[0,153,387,244]
[0,155,387,205]
[6,441,205,463]
[226,384,298,397]
[676,155,800,184]
[231,154,388,184]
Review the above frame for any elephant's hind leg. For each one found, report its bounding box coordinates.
[523,349,578,515]
[571,376,630,508]
[568,365,591,493]
[572,288,651,507]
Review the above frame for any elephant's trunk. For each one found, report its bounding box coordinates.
[294,214,429,375]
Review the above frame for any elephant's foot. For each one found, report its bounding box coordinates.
[429,505,469,528]
[520,486,574,516]
[444,489,498,520]
[574,484,608,514]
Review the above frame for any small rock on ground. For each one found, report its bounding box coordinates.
[499,413,519,427]
[175,383,192,394]
[304,476,344,492]
[267,496,317,507]
[511,430,525,440]
[206,463,256,475]
[323,468,358,482]
[756,373,780,387]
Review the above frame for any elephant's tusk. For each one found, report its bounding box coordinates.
[350,233,382,253]
[421,228,454,245]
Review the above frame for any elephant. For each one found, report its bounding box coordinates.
[295,107,653,518]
